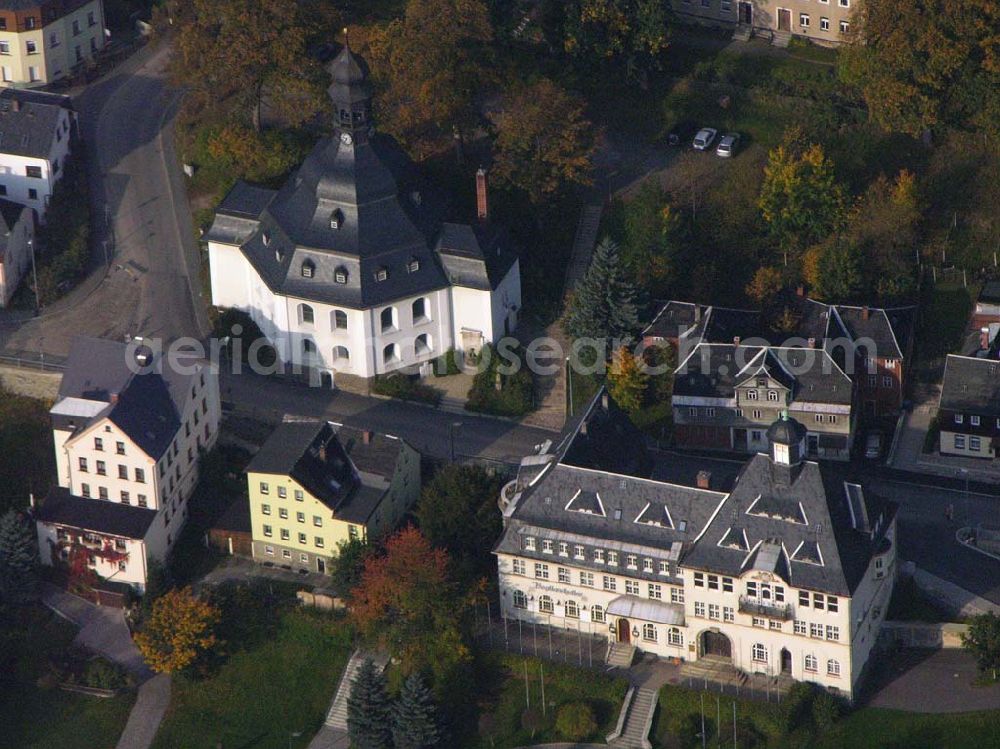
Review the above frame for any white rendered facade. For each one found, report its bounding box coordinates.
[0,98,73,220]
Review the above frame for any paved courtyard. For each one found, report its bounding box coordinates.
[867,648,1000,713]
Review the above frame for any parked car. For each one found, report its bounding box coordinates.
[716,133,741,158]
[864,432,883,460]
[693,128,718,150]
[668,120,698,146]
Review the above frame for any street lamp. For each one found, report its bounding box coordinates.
[288,731,302,749]
[449,421,462,463]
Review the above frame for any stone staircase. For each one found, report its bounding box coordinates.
[564,203,604,298]
[606,641,637,669]
[608,686,658,749]
[732,23,752,42]
[771,29,792,47]
[323,649,387,730]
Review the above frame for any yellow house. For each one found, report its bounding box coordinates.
[246,418,420,574]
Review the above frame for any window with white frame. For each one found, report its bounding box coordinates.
[642,623,658,642]
[746,389,758,400]
[626,580,640,595]
[539,595,554,614]
[603,576,617,591]
[708,574,719,590]
[608,551,619,566]
[827,659,841,676]
[593,548,604,563]
[512,558,525,575]
[592,605,606,623]
[826,625,840,641]
[694,602,706,617]
[971,436,982,451]
[971,415,981,426]
[794,620,807,635]
[722,577,733,592]
[955,435,966,449]
[694,572,705,587]
[558,567,570,583]
[668,627,683,646]
[723,607,734,622]
[799,591,809,607]
[767,390,779,402]
[565,600,580,618]
[769,620,782,631]
[813,592,824,609]
[671,587,685,603]
[752,643,768,663]
[752,617,765,628]
[513,590,527,609]
[535,563,549,579]
[827,596,838,612]
[649,584,662,600]
[542,539,553,554]
[643,558,654,573]
[709,604,720,620]
[800,12,809,26]
[580,572,594,587]
[558,541,568,556]
[805,654,818,672]
[574,545,585,560]
[523,537,536,551]
[820,16,829,29]
[839,19,849,32]
[626,554,638,569]
[810,623,823,638]
[659,561,670,575]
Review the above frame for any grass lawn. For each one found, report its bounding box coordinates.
[0,390,54,514]
[809,708,1000,749]
[473,654,629,748]
[151,608,352,749]
[0,605,135,749]
[914,280,976,377]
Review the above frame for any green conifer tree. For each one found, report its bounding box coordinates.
[0,510,37,604]
[564,237,640,353]
[347,658,392,749]
[392,672,442,749]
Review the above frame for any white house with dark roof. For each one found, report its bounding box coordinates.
[0,87,74,220]
[35,336,221,589]
[206,43,520,384]
[495,391,897,701]
[937,354,1000,459]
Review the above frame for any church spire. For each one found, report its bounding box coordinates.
[326,27,373,143]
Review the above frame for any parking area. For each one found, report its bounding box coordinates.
[866,648,1000,713]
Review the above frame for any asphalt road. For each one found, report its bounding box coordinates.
[221,369,559,467]
[0,41,206,359]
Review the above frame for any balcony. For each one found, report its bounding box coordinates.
[738,596,794,621]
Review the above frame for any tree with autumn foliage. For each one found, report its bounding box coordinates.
[607,347,648,415]
[758,131,846,258]
[745,267,784,308]
[168,0,325,131]
[492,78,596,204]
[366,0,493,155]
[562,0,670,76]
[350,527,472,693]
[839,0,1000,139]
[134,587,221,674]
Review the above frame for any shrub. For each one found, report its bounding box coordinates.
[433,348,463,377]
[371,374,442,405]
[83,658,127,690]
[555,702,597,741]
[465,344,534,417]
[811,691,842,730]
[521,707,546,738]
[212,308,277,369]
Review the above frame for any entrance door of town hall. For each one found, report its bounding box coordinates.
[701,631,732,659]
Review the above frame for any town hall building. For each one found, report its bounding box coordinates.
[206,43,520,384]
[495,391,897,701]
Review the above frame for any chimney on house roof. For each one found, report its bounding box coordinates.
[696,470,711,490]
[981,327,990,351]
[110,392,119,404]
[362,429,372,445]
[476,167,489,222]
[318,439,327,463]
[862,306,870,321]
[733,336,741,347]
[796,284,805,297]
[694,305,702,322]
[601,392,609,411]
[11,98,20,113]
[807,337,816,349]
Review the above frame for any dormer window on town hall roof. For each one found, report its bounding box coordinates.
[407,257,420,273]
[375,267,388,282]
[334,266,348,284]
[330,209,343,230]
[301,259,315,278]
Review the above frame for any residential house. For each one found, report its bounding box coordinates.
[0,0,106,87]
[207,44,520,384]
[0,88,75,220]
[972,281,1000,332]
[35,336,221,590]
[495,391,897,701]
[670,0,855,47]
[0,196,33,305]
[937,354,1000,459]
[245,418,420,574]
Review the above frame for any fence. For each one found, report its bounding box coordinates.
[0,350,67,372]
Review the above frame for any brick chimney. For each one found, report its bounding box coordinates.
[110,392,119,404]
[696,470,711,489]
[362,429,372,445]
[476,167,489,222]
[807,337,816,349]
[601,392,609,411]
[862,306,870,321]
[733,336,741,348]
[981,327,991,351]
[11,97,20,113]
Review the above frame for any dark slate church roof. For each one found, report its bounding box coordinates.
[206,44,517,310]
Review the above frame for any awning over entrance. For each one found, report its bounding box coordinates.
[607,596,685,626]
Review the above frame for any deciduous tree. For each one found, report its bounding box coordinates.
[607,347,648,415]
[744,266,784,307]
[0,510,36,604]
[619,181,682,293]
[555,701,598,741]
[134,587,220,674]
[962,612,1000,681]
[564,238,640,351]
[330,537,374,596]
[366,0,493,155]
[814,237,863,301]
[838,0,1000,139]
[563,0,670,75]
[759,136,846,257]
[416,465,503,581]
[347,658,393,749]
[169,0,323,131]
[392,671,443,748]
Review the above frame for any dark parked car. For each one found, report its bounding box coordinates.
[667,120,698,146]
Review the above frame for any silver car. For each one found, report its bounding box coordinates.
[716,133,741,158]
[692,128,718,151]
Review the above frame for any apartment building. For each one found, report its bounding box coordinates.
[0,88,75,220]
[938,354,1000,459]
[495,391,897,701]
[35,336,221,590]
[246,418,420,574]
[670,0,854,46]
[0,0,106,87]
